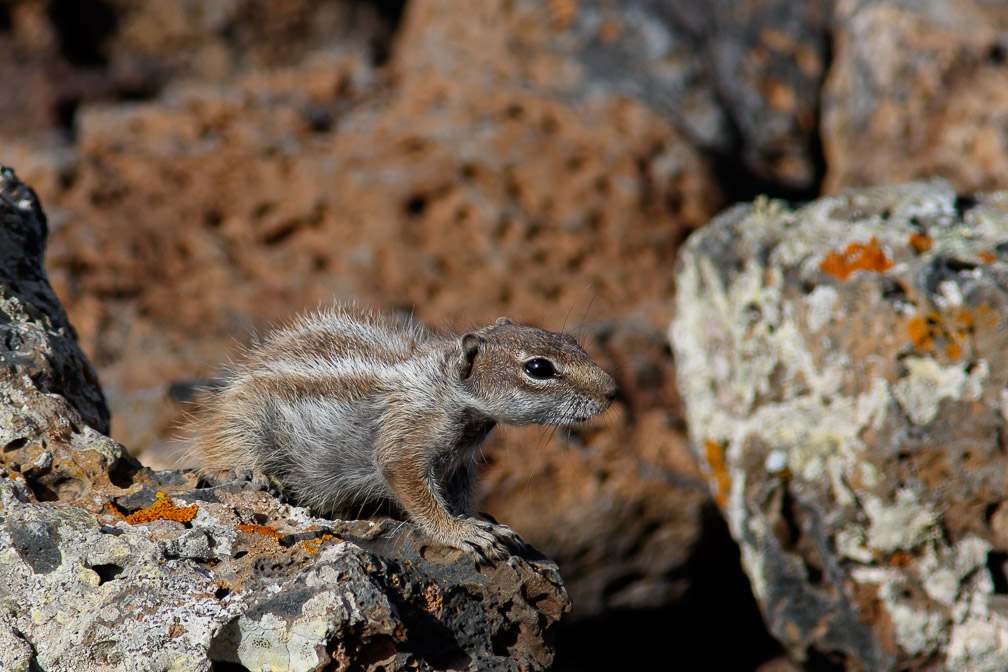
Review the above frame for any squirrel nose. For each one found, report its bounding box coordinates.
[604,377,619,404]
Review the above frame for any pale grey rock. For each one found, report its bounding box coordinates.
[671,180,1008,671]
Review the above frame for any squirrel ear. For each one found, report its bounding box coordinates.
[461,333,482,380]
[495,317,513,326]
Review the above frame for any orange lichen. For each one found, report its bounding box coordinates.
[888,552,912,568]
[303,533,340,555]
[703,440,731,507]
[125,492,198,525]
[235,524,282,539]
[978,251,997,264]
[907,316,933,350]
[819,237,893,281]
[907,310,972,360]
[908,233,932,253]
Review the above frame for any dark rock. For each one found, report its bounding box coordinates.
[0,165,109,434]
[672,180,1008,671]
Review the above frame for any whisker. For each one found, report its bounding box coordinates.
[561,297,577,333]
[577,285,597,341]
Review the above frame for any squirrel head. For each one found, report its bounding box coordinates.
[456,317,618,426]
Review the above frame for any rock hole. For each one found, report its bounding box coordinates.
[367,0,407,66]
[356,635,397,667]
[49,0,117,67]
[302,102,334,133]
[505,103,524,119]
[233,551,248,560]
[880,278,908,302]
[403,193,428,217]
[260,220,300,246]
[805,556,824,585]
[943,256,978,273]
[106,501,129,517]
[251,202,275,221]
[3,437,27,452]
[56,98,80,135]
[523,591,553,613]
[88,563,123,585]
[203,209,223,229]
[0,5,10,31]
[491,622,522,656]
[954,194,980,215]
[107,457,139,489]
[24,477,58,502]
[986,502,1001,523]
[988,43,1008,64]
[987,551,1008,594]
[805,648,848,672]
[777,487,801,548]
[214,585,230,600]
[210,662,252,672]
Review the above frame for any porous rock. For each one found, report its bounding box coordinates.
[17,0,720,627]
[671,180,1008,670]
[823,0,1008,194]
[0,166,568,672]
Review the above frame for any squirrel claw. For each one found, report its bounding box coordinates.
[448,516,525,563]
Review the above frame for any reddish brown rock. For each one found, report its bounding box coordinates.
[0,0,725,638]
[0,0,840,667]
[823,0,1008,193]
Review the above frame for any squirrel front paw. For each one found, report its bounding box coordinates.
[439,516,525,562]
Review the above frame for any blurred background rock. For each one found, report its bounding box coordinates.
[1,0,1003,669]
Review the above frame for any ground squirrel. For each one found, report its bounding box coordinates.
[191,304,617,560]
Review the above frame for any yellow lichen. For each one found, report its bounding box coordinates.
[125,492,198,525]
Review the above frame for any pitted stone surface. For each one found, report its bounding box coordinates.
[671,180,1008,671]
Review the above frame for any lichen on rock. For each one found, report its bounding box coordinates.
[671,179,1008,671]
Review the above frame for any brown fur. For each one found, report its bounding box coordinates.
[189,305,617,561]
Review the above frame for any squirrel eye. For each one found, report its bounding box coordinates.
[523,358,557,379]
